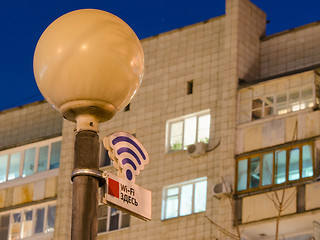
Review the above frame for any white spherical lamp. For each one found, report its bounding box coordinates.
[33,9,144,128]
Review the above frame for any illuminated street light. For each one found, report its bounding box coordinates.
[33,9,144,240]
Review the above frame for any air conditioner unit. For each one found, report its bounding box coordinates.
[212,182,232,199]
[187,142,207,158]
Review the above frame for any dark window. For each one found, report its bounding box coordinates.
[187,80,193,95]
[124,104,130,112]
[98,205,130,233]
[100,143,111,167]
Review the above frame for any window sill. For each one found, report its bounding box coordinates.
[0,168,59,190]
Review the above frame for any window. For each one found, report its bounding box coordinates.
[99,142,111,167]
[236,142,313,192]
[124,104,130,112]
[0,202,56,240]
[166,110,210,152]
[238,70,320,123]
[161,177,207,220]
[251,96,274,120]
[187,80,193,95]
[0,137,61,183]
[97,205,129,233]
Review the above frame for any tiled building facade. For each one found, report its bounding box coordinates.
[1,0,320,239]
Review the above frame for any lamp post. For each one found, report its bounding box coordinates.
[33,9,144,240]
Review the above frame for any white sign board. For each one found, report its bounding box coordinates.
[101,172,151,221]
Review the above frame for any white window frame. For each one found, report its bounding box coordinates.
[161,177,207,220]
[0,201,56,240]
[0,137,62,184]
[97,205,130,234]
[166,110,210,152]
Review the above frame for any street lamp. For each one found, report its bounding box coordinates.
[33,9,144,240]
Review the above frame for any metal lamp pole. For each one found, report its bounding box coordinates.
[71,130,100,239]
[33,9,144,240]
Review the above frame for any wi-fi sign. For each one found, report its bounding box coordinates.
[103,132,149,183]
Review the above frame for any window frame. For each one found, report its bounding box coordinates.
[0,201,56,240]
[161,177,207,220]
[251,95,275,120]
[166,110,211,152]
[0,137,62,183]
[97,205,130,234]
[236,142,314,193]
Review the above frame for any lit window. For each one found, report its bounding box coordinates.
[238,70,320,123]
[275,149,286,184]
[49,142,61,169]
[161,177,207,220]
[8,153,21,180]
[166,110,210,152]
[97,205,129,233]
[288,148,299,181]
[38,146,49,172]
[23,148,35,177]
[0,137,62,183]
[262,153,273,186]
[276,92,287,115]
[302,144,313,178]
[0,155,8,183]
[0,202,56,240]
[237,159,248,191]
[236,142,314,192]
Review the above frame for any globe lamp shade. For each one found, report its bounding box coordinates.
[33,9,144,123]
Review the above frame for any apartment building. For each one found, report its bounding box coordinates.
[0,0,320,239]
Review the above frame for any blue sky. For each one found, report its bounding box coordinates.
[0,0,319,111]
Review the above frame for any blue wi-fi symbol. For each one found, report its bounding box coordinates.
[104,132,149,182]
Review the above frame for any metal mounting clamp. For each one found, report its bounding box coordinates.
[71,168,106,187]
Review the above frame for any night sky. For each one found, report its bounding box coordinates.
[0,0,319,111]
